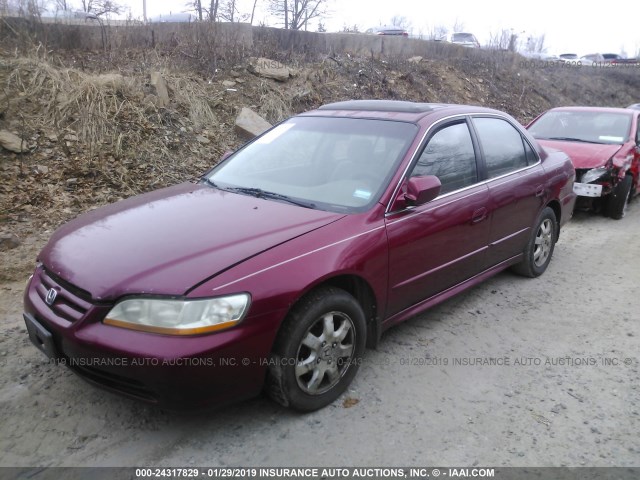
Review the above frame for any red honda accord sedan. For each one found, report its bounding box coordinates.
[23,100,576,411]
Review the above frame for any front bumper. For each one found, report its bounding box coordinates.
[23,266,284,409]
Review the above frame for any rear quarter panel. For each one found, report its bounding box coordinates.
[541,149,577,227]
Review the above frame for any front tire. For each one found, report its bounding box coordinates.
[606,175,632,220]
[266,286,366,411]
[511,207,557,278]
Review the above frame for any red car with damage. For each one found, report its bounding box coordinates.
[23,100,576,411]
[527,106,640,219]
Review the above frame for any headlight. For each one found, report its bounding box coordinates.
[581,167,609,184]
[104,294,250,335]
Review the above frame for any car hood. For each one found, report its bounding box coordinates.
[40,183,344,300]
[536,140,622,169]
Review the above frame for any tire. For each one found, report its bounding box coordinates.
[266,286,366,412]
[606,175,632,220]
[511,207,557,278]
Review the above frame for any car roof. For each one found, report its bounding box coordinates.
[304,100,507,122]
[546,106,636,116]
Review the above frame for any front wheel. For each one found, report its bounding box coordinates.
[606,175,632,220]
[266,286,366,411]
[511,207,557,278]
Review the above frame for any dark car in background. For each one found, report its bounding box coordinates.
[23,101,576,412]
[527,106,640,219]
[602,53,638,65]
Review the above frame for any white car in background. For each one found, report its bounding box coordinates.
[149,12,196,23]
[521,51,560,61]
[446,32,481,48]
[365,25,409,36]
[558,53,590,65]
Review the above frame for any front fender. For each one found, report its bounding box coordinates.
[611,150,634,179]
[187,207,389,331]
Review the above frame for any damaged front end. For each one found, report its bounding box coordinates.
[573,156,630,213]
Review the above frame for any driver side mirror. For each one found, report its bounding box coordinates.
[404,175,441,206]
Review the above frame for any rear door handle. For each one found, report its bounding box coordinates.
[535,185,545,197]
[471,207,487,224]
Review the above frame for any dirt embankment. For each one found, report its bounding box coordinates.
[1,42,640,282]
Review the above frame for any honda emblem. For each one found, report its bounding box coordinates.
[45,288,57,306]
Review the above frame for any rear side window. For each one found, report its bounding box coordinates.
[411,122,478,195]
[474,117,528,178]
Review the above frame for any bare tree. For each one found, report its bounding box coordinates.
[268,0,329,30]
[55,0,70,11]
[509,30,525,52]
[452,17,465,33]
[619,44,627,58]
[341,23,359,33]
[209,0,218,20]
[249,0,258,24]
[0,0,12,13]
[187,0,223,21]
[525,33,546,53]
[219,0,250,22]
[427,24,447,41]
[11,0,49,17]
[81,0,121,16]
[390,15,410,31]
[187,0,204,20]
[487,29,512,50]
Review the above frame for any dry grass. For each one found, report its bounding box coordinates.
[166,73,218,129]
[6,53,144,157]
[257,79,292,123]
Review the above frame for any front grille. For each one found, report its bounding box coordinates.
[36,269,92,323]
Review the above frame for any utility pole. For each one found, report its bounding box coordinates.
[143,0,147,22]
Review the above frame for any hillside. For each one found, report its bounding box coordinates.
[1,41,640,281]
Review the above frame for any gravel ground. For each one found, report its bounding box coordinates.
[0,204,639,468]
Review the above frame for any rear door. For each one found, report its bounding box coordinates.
[470,116,545,267]
[385,118,490,317]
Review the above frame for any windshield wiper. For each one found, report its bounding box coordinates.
[545,136,607,144]
[226,187,316,209]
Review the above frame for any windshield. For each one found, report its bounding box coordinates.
[528,111,631,145]
[206,117,418,213]
[452,33,475,42]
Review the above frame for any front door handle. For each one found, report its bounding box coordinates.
[471,207,487,224]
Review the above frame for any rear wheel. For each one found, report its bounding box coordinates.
[266,286,366,411]
[511,207,557,278]
[606,175,633,220]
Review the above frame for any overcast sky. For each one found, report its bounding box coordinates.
[111,0,639,57]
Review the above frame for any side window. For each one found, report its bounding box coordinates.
[411,122,478,195]
[474,117,528,178]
